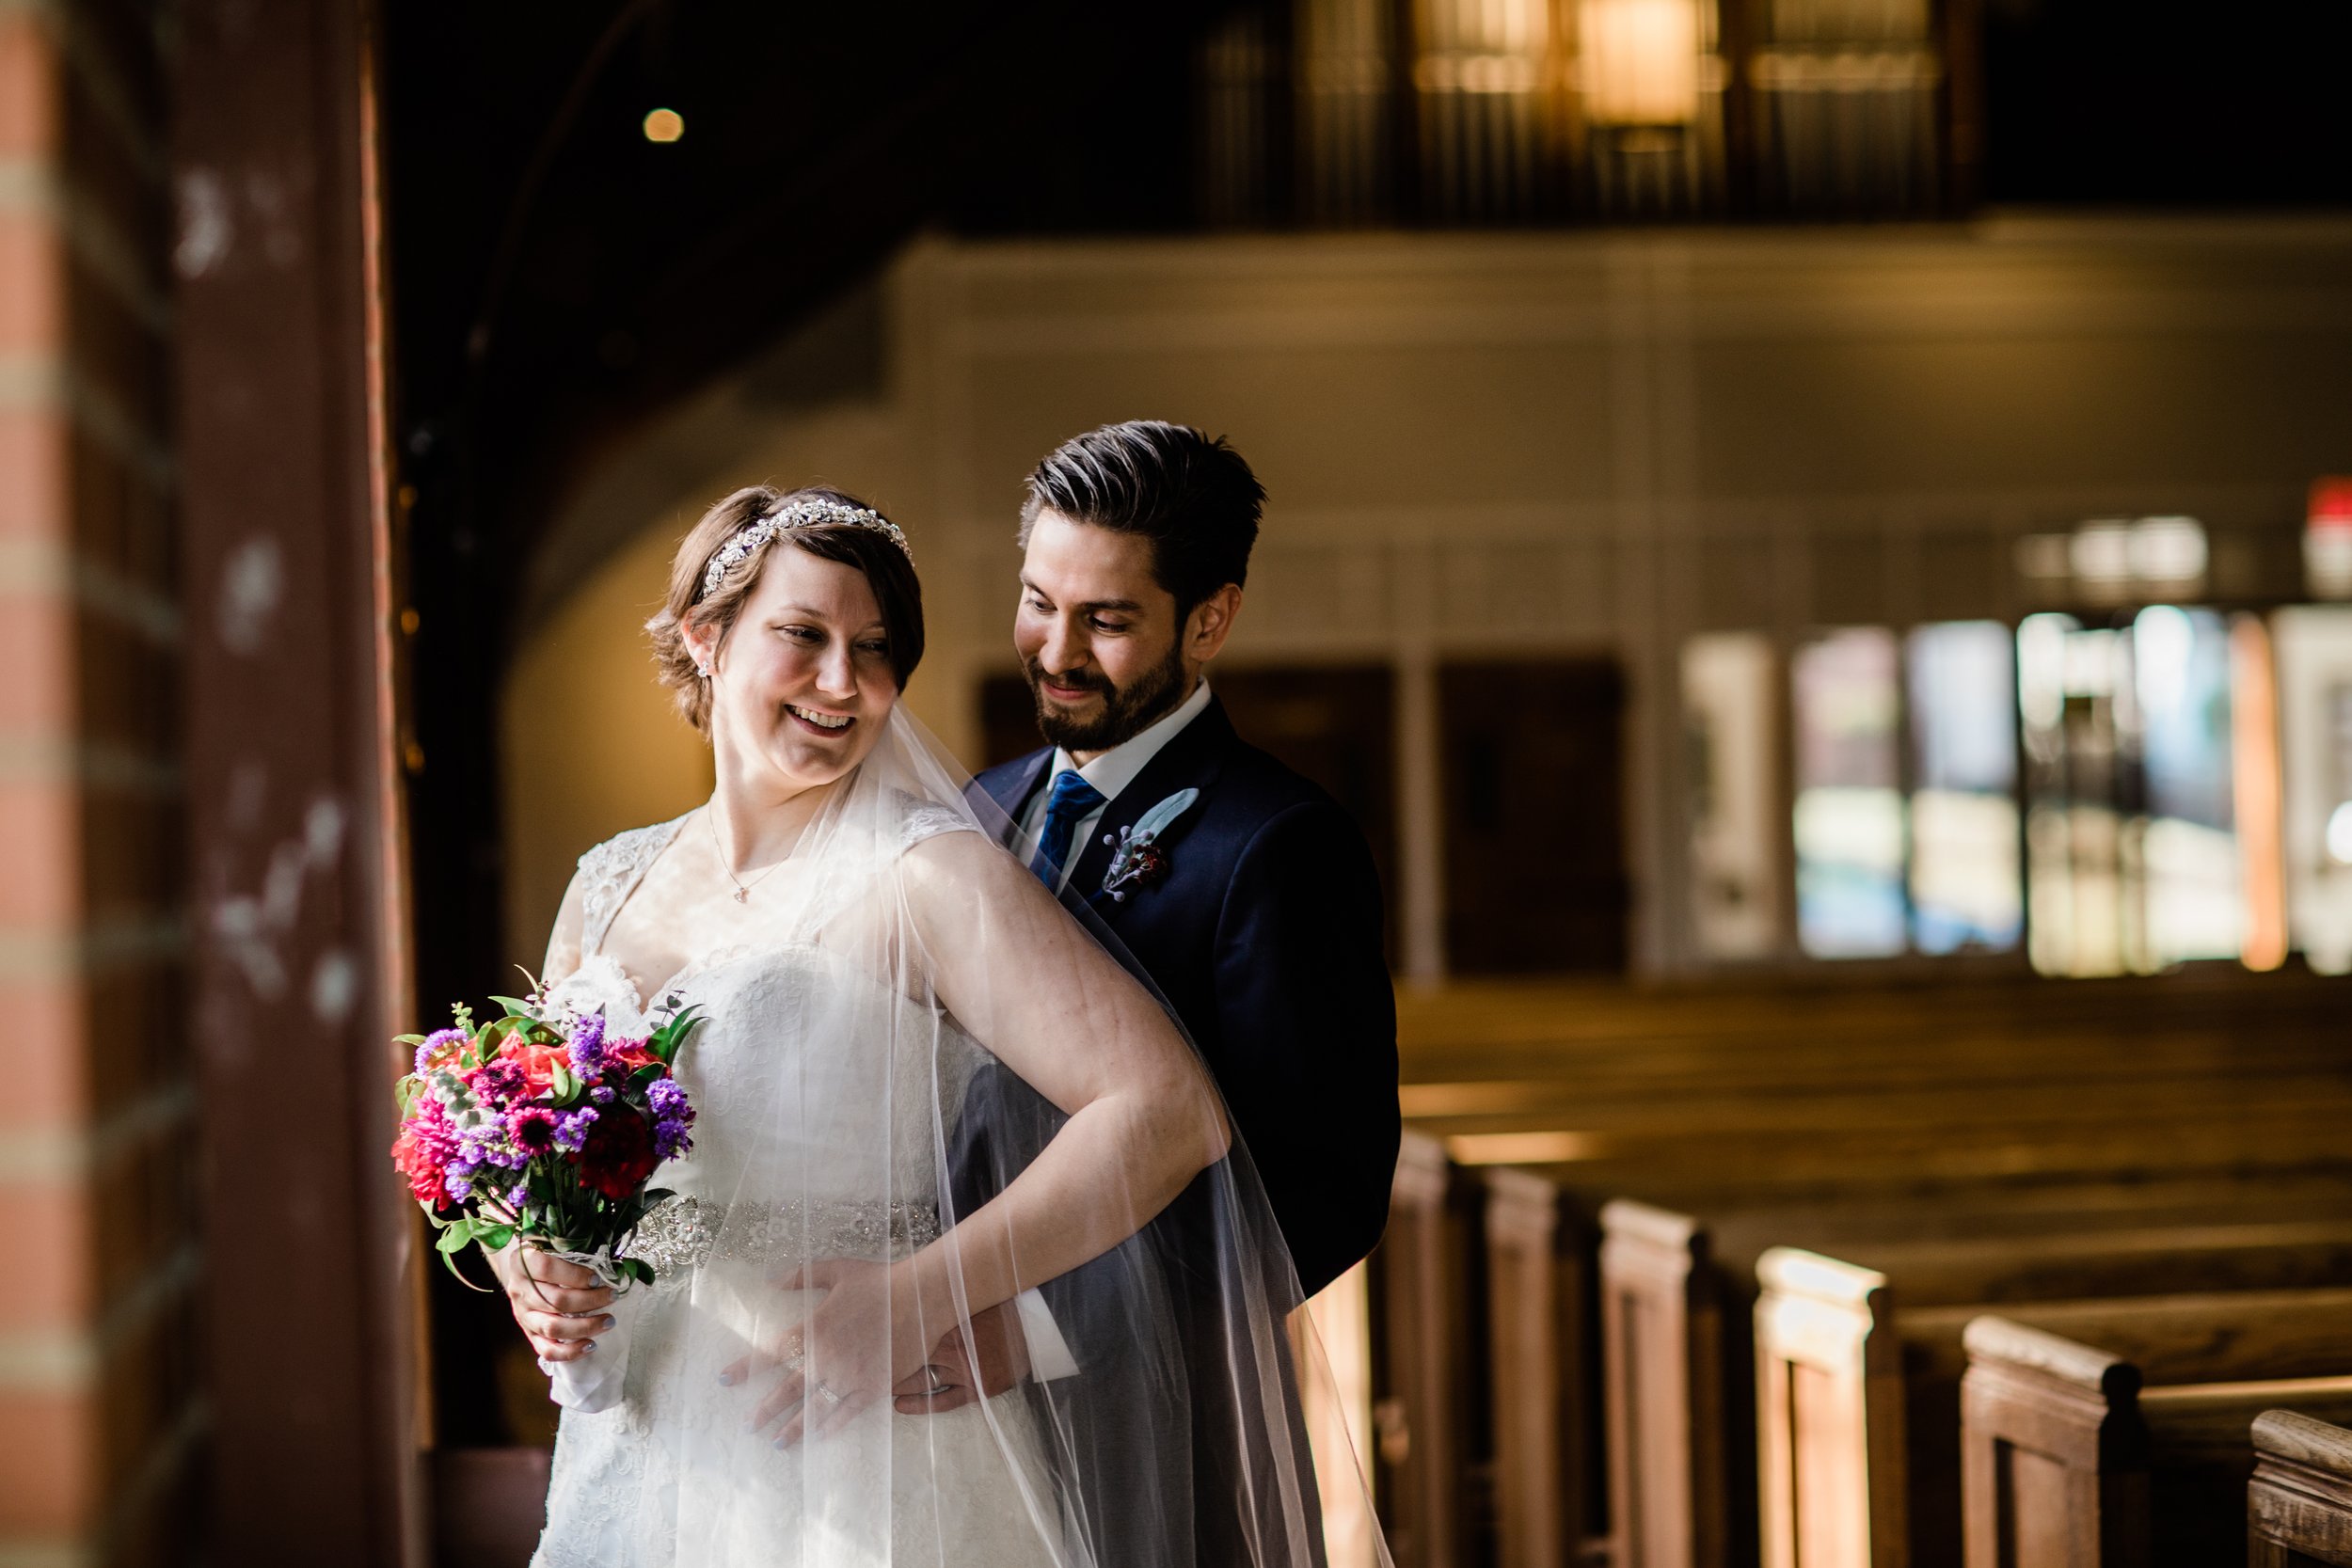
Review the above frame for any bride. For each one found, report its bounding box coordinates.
[490,485,1351,1566]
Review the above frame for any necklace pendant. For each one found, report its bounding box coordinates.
[733,888,749,904]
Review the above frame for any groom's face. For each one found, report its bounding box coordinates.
[1014,510,1190,758]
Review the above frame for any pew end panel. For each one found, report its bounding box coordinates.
[1374,1131,1486,1568]
[1753,1248,1909,1568]
[1958,1317,2152,1568]
[2251,1408,2352,1568]
[1485,1167,1598,1568]
[1601,1199,1730,1568]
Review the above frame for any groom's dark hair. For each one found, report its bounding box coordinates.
[1020,420,1264,621]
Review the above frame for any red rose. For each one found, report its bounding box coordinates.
[508,1040,565,1096]
[573,1107,658,1200]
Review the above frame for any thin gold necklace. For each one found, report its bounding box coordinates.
[706,805,787,904]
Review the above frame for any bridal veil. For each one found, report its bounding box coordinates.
[548,705,1383,1568]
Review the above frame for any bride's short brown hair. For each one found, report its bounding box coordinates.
[647,484,925,734]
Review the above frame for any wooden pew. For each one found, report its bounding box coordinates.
[1374,1132,1479,1568]
[1483,1167,1597,1568]
[1602,1201,1730,1568]
[1764,1262,2352,1568]
[2249,1409,2352,1567]
[1961,1313,2352,1567]
[1605,1206,2352,1568]
[1389,973,2352,1568]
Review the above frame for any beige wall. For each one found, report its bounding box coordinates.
[506,217,2352,974]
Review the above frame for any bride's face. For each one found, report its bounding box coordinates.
[691,545,898,793]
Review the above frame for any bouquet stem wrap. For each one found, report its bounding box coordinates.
[537,1241,643,1414]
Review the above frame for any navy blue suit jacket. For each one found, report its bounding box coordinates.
[973,695,1400,1298]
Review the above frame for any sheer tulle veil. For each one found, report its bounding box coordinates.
[566,703,1388,1567]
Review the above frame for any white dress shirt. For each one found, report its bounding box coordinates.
[1007,676,1215,1382]
[1019,677,1216,894]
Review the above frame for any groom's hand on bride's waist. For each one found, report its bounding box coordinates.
[894,1301,1031,1414]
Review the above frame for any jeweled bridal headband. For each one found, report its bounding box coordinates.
[698,497,914,599]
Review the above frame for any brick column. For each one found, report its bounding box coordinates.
[0,1,199,1563]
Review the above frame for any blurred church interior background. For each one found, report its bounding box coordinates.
[8,0,2352,1563]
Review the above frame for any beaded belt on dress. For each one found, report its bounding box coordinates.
[623,1194,942,1274]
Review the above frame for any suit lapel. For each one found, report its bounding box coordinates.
[1069,698,1234,904]
[976,750,1053,850]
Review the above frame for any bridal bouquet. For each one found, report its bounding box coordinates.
[390,995,699,1283]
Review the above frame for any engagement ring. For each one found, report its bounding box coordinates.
[812,1383,844,1406]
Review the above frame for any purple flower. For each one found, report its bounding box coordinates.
[646,1078,687,1116]
[567,1013,610,1076]
[653,1112,693,1162]
[591,1085,615,1104]
[554,1108,598,1152]
[415,1028,467,1075]
[505,1182,529,1209]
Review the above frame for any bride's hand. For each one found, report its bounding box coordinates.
[492,1243,615,1363]
[729,1257,930,1446]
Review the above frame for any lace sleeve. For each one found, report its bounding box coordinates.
[896,797,981,855]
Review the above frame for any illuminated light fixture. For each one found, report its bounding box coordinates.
[2021,516,2209,604]
[2305,477,2352,600]
[2328,800,2352,866]
[643,107,684,144]
[1579,0,1703,126]
[2128,515,2208,587]
[2068,520,2134,601]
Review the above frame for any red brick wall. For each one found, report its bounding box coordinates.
[0,2,197,1562]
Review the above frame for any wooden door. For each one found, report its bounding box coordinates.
[1439,658,1630,974]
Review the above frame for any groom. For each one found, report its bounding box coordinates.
[917,420,1401,1554]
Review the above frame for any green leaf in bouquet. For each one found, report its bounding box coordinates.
[482,1225,515,1252]
[649,1006,705,1064]
[628,1062,666,1093]
[491,994,535,1019]
[436,1222,475,1254]
[624,1257,654,1285]
[550,1061,579,1103]
[393,1033,427,1047]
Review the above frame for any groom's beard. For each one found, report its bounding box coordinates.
[1024,638,1188,754]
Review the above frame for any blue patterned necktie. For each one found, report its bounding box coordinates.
[1028,768,1107,890]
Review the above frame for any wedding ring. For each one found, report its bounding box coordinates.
[923,1371,953,1397]
[812,1382,844,1406]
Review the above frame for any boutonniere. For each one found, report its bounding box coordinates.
[1100,789,1200,903]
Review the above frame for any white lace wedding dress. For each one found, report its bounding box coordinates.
[529,812,1065,1568]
